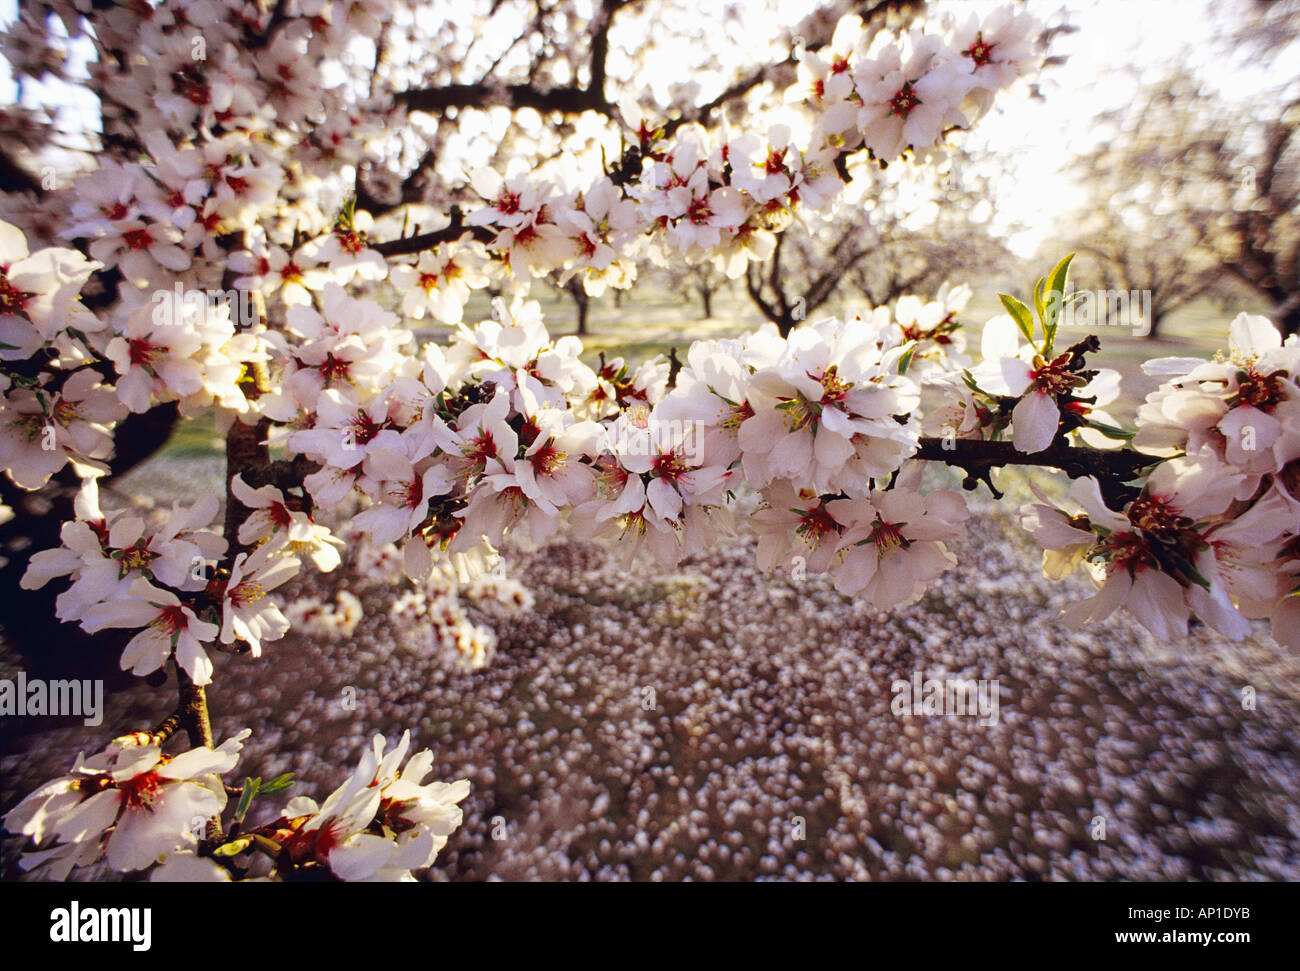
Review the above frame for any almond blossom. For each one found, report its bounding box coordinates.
[0,368,125,488]
[220,545,301,654]
[388,241,491,323]
[275,731,469,881]
[231,474,344,572]
[0,219,102,360]
[828,463,969,606]
[2,730,250,876]
[81,577,221,684]
[853,33,974,162]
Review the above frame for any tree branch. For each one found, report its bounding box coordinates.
[397,81,612,117]
[914,436,1161,507]
[371,207,496,257]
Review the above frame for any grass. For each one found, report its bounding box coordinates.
[160,409,223,458]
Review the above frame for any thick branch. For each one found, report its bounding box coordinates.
[175,666,214,750]
[397,81,611,117]
[914,436,1160,507]
[223,417,271,563]
[371,208,496,257]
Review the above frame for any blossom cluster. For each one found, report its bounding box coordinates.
[0,0,1048,885]
[0,0,1043,504]
[1018,315,1299,648]
[455,7,1042,301]
[18,476,329,686]
[3,727,469,882]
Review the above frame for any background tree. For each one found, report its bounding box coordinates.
[745,148,1016,333]
[1058,7,1300,337]
[661,260,733,320]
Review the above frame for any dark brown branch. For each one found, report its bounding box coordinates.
[150,712,182,744]
[371,208,496,257]
[395,0,637,120]
[222,417,271,564]
[240,455,322,494]
[396,81,611,117]
[246,0,291,51]
[176,666,215,750]
[914,436,1161,507]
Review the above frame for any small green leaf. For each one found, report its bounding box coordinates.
[1167,552,1213,591]
[1084,419,1136,441]
[999,293,1036,346]
[235,777,260,822]
[1045,253,1075,304]
[1033,276,1047,326]
[260,773,295,795]
[897,344,917,376]
[1042,254,1075,350]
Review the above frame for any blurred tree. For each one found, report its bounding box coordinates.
[744,151,1015,335]
[1061,3,1300,337]
[662,260,733,320]
[557,271,593,335]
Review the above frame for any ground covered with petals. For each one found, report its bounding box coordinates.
[3,460,1298,881]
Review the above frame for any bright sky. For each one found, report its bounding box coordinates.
[1,0,1289,256]
[961,0,1285,256]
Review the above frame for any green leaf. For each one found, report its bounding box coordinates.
[1042,253,1074,350]
[235,777,260,823]
[1045,253,1074,304]
[260,773,295,795]
[1032,276,1047,326]
[1166,551,1213,591]
[1084,419,1136,441]
[999,293,1036,347]
[897,344,917,376]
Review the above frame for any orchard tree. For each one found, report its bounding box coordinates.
[661,259,733,320]
[1061,26,1300,337]
[739,140,1015,336]
[844,154,1015,306]
[1061,71,1248,339]
[0,0,1297,886]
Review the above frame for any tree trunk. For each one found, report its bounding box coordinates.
[0,404,179,688]
[565,278,590,335]
[699,285,713,319]
[1281,303,1300,339]
[1145,309,1166,340]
